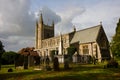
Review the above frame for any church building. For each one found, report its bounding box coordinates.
[35,13,111,62]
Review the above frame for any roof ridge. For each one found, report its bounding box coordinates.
[76,24,102,33]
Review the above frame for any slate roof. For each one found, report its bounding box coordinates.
[70,25,102,44]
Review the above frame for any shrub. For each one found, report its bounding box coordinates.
[8,68,13,72]
[107,59,119,68]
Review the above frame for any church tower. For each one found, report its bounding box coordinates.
[35,20,38,49]
[36,13,44,49]
[36,13,55,49]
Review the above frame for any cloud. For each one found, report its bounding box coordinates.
[0,0,35,51]
[56,6,85,34]
[0,36,34,51]
[72,1,120,40]
[0,2,61,51]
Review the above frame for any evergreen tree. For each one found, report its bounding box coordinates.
[111,18,120,57]
[0,41,5,70]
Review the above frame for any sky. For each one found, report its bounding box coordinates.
[0,0,120,52]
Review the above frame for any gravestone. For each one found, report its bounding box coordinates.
[53,57,59,71]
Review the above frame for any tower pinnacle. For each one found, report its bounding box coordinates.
[100,21,102,25]
[52,20,54,27]
[40,13,43,24]
[73,25,76,32]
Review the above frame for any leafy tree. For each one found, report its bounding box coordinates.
[67,46,77,61]
[67,46,76,56]
[1,51,17,65]
[0,41,5,70]
[111,18,120,57]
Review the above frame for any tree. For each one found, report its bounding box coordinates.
[0,41,5,70]
[1,51,17,65]
[67,46,77,61]
[111,18,120,57]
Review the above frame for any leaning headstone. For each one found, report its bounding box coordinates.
[53,57,59,71]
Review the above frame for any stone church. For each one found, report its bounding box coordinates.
[35,13,111,62]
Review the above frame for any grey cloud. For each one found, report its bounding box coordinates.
[0,0,35,51]
[0,2,62,51]
[0,36,34,51]
[56,7,85,34]
[0,0,35,37]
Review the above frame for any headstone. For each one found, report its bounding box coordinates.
[64,58,69,70]
[53,57,59,71]
[24,56,28,69]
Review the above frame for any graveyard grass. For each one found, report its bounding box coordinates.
[0,61,120,80]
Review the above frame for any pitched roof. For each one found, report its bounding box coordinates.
[70,25,102,44]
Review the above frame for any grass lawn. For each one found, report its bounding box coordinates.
[0,62,120,80]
